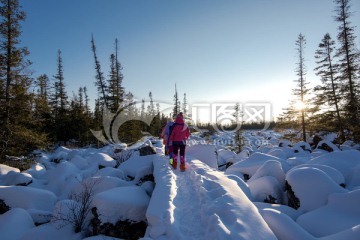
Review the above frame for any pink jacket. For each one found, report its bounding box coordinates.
[169,115,190,143]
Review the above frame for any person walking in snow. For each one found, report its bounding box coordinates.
[169,112,190,171]
[162,118,174,157]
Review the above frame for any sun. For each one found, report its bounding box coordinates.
[294,100,306,111]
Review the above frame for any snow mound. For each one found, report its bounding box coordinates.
[226,152,290,177]
[186,144,219,169]
[0,164,20,177]
[2,171,33,186]
[310,150,360,189]
[0,186,57,212]
[117,155,154,183]
[286,167,347,212]
[92,186,150,224]
[0,208,35,240]
[297,189,360,237]
[88,153,116,168]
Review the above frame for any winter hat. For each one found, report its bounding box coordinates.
[177,112,183,119]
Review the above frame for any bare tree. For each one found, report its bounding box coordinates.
[52,178,99,233]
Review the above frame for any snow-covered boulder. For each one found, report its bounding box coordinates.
[248,176,283,203]
[88,153,117,168]
[293,141,312,152]
[23,163,46,179]
[285,167,347,212]
[118,155,154,183]
[0,208,35,239]
[310,149,360,187]
[279,139,293,148]
[248,160,286,188]
[2,171,32,186]
[42,161,82,197]
[260,208,316,240]
[267,148,288,160]
[296,189,360,237]
[69,155,89,170]
[186,144,218,169]
[52,146,72,162]
[94,167,126,179]
[226,152,290,178]
[0,164,20,177]
[70,176,131,196]
[217,149,236,166]
[92,186,150,224]
[0,186,57,212]
[291,164,345,187]
[316,140,340,152]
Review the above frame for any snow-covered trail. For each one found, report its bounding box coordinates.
[145,154,277,240]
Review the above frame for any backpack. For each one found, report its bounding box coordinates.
[168,123,176,137]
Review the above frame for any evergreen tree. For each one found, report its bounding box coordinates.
[0,0,46,156]
[147,91,155,116]
[140,99,145,121]
[91,34,108,108]
[173,84,180,117]
[334,0,360,140]
[114,38,124,107]
[33,74,52,133]
[294,33,309,142]
[51,49,69,143]
[52,49,68,112]
[182,93,188,116]
[313,33,345,141]
[83,86,90,115]
[232,103,244,153]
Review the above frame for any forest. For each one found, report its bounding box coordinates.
[0,0,359,160]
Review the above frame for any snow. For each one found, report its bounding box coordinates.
[92,186,150,223]
[0,130,359,239]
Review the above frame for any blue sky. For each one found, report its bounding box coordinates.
[20,0,360,120]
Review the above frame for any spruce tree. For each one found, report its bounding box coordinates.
[91,34,108,108]
[334,0,360,140]
[0,0,46,156]
[182,93,188,116]
[53,49,68,113]
[233,103,243,153]
[34,74,52,133]
[51,49,69,143]
[108,41,124,112]
[293,33,309,142]
[173,84,180,117]
[314,33,345,141]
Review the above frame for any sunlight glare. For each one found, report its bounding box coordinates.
[295,100,305,111]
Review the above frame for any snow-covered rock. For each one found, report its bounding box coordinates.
[226,152,290,178]
[88,153,116,168]
[2,171,32,186]
[0,164,20,177]
[0,208,35,240]
[92,186,150,224]
[296,189,360,237]
[285,167,347,212]
[0,186,57,212]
